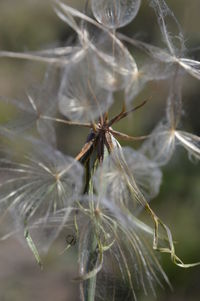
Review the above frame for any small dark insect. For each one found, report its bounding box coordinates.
[66,234,77,246]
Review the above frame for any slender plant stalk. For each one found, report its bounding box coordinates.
[81,147,99,301]
[83,231,98,301]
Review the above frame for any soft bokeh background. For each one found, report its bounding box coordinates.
[0,0,200,300]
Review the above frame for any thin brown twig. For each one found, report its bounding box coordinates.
[108,99,148,127]
[75,139,95,161]
[41,115,91,128]
[110,129,150,141]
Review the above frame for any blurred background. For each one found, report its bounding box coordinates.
[0,0,200,300]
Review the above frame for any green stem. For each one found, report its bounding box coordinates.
[81,150,99,301]
[82,232,98,301]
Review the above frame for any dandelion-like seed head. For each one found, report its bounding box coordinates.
[0,0,199,300]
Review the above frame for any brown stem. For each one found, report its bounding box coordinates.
[75,140,95,161]
[110,129,150,141]
[41,115,91,128]
[108,99,148,127]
